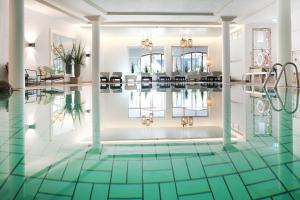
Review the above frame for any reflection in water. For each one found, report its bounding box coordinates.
[1,84,300,199]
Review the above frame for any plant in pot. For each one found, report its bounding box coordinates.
[131,63,135,74]
[72,42,85,83]
[53,43,73,74]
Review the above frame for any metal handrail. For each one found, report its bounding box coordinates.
[263,87,299,114]
[274,62,300,88]
[263,63,285,88]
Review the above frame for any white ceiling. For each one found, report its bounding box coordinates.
[25,0,287,24]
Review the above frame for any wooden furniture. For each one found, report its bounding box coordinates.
[157,73,170,82]
[141,73,152,82]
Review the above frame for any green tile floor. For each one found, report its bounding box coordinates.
[1,137,300,200]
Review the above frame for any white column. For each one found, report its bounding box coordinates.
[277,0,292,86]
[221,16,236,84]
[9,0,24,89]
[92,85,100,148]
[223,85,231,147]
[86,16,101,86]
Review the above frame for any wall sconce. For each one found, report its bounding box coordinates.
[85,53,91,58]
[27,43,36,48]
[27,124,36,129]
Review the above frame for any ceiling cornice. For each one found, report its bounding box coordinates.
[35,0,88,23]
[107,12,214,16]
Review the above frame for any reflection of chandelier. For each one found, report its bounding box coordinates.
[180,37,193,48]
[181,116,193,127]
[142,113,154,126]
[141,38,153,51]
[207,96,213,107]
[52,111,64,123]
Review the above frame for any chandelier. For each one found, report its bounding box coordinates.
[141,38,153,51]
[141,113,154,126]
[181,116,193,127]
[180,37,193,48]
[52,43,64,55]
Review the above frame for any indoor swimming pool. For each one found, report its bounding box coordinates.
[0,83,300,199]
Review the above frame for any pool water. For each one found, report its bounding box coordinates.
[1,83,300,200]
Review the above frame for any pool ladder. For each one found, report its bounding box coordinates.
[263,62,300,88]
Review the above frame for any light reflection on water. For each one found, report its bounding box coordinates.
[0,83,300,199]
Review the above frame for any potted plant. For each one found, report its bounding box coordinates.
[145,65,149,73]
[131,63,135,74]
[72,42,85,78]
[53,43,73,74]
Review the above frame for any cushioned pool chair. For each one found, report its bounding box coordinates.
[157,72,170,82]
[110,72,123,83]
[125,75,137,83]
[186,72,200,82]
[141,72,152,82]
[171,72,186,82]
[38,66,65,85]
[100,72,110,83]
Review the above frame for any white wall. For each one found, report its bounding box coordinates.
[96,34,222,77]
[0,0,9,81]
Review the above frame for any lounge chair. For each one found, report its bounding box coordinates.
[157,72,170,82]
[110,72,123,83]
[171,72,186,82]
[125,75,137,83]
[38,66,65,84]
[25,69,38,85]
[100,72,110,83]
[186,72,200,82]
[141,72,152,82]
[207,71,222,82]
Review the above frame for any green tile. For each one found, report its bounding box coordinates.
[201,154,230,166]
[144,184,160,200]
[247,180,286,199]
[0,175,25,200]
[160,182,177,200]
[208,177,232,200]
[15,178,42,200]
[176,179,209,196]
[172,159,190,180]
[271,165,300,190]
[204,163,236,177]
[35,193,71,200]
[242,150,267,169]
[127,161,142,183]
[228,152,251,172]
[256,146,287,157]
[47,163,68,180]
[272,193,293,200]
[90,184,109,200]
[111,161,127,183]
[240,168,275,185]
[287,161,300,179]
[79,170,111,183]
[143,170,173,183]
[73,183,92,200]
[39,180,76,196]
[264,152,297,166]
[62,159,84,181]
[186,157,205,179]
[143,160,172,171]
[224,174,251,200]
[83,160,113,171]
[179,193,214,200]
[109,184,142,199]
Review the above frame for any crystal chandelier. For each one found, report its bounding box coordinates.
[141,113,154,126]
[181,116,193,127]
[141,38,153,51]
[180,37,193,48]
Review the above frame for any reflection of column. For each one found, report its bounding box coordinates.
[92,85,100,148]
[9,91,25,197]
[277,0,292,86]
[9,0,25,89]
[278,88,293,154]
[221,16,236,84]
[86,16,101,86]
[223,85,231,146]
